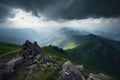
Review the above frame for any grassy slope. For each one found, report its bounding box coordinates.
[0,42,21,59]
[42,46,103,73]
[42,46,119,80]
[0,42,119,80]
[66,41,120,79]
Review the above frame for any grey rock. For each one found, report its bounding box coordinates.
[26,64,37,70]
[44,56,51,62]
[0,41,45,80]
[59,61,87,80]
[59,61,112,80]
[20,40,43,61]
[5,57,23,72]
[0,57,23,80]
[87,73,112,80]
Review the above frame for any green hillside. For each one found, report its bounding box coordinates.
[67,36,120,78]
[0,42,119,80]
[0,42,21,59]
[41,46,104,74]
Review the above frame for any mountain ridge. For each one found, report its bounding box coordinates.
[67,34,120,77]
[0,41,114,80]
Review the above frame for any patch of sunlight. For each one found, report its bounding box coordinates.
[63,42,79,50]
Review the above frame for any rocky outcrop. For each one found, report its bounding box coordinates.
[0,57,24,80]
[59,61,112,80]
[0,40,45,80]
[0,41,113,80]
[87,73,112,80]
[20,40,43,60]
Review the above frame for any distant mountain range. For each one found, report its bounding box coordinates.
[0,28,89,47]
[0,27,120,48]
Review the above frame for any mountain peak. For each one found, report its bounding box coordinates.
[87,34,99,38]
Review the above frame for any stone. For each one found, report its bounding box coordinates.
[59,61,87,80]
[0,41,45,80]
[20,40,44,60]
[0,57,23,80]
[44,56,51,62]
[87,73,112,80]
[59,61,111,80]
[26,64,37,70]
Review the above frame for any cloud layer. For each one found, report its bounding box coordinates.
[0,0,120,21]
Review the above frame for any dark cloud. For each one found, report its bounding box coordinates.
[0,3,15,22]
[0,0,120,21]
[60,0,120,19]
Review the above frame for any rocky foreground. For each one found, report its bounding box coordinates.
[59,61,111,80]
[0,41,112,80]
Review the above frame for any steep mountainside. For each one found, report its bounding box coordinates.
[67,34,120,77]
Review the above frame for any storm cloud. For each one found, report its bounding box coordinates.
[0,0,120,21]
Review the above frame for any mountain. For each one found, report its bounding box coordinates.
[42,28,120,51]
[0,27,120,49]
[67,34,120,77]
[42,28,90,49]
[91,30,120,41]
[59,27,89,36]
[0,28,89,49]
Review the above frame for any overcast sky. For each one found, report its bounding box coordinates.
[0,0,120,34]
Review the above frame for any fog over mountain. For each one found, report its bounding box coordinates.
[0,27,120,47]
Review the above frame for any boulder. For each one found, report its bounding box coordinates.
[87,73,112,80]
[59,61,87,80]
[26,64,37,70]
[20,40,43,60]
[59,61,112,80]
[0,57,23,80]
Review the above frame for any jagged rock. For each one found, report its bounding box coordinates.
[26,64,37,70]
[0,57,23,80]
[43,56,52,62]
[20,40,43,60]
[50,65,58,70]
[87,73,112,80]
[0,40,45,80]
[5,57,23,72]
[59,61,112,80]
[35,54,42,60]
[59,61,88,80]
